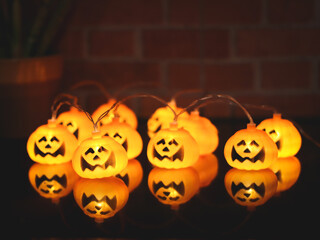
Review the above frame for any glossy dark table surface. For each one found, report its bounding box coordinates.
[5,118,320,239]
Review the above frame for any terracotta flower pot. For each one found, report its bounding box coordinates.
[0,55,63,138]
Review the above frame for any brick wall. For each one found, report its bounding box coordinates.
[59,0,320,118]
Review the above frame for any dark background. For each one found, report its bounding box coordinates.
[2,0,320,239]
[57,0,320,119]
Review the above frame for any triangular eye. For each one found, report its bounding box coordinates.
[157,139,165,145]
[38,137,47,142]
[85,148,94,155]
[169,139,178,146]
[250,140,259,147]
[269,130,276,134]
[113,133,122,139]
[237,140,246,146]
[51,136,59,142]
[104,133,109,137]
[98,146,106,152]
[67,122,73,127]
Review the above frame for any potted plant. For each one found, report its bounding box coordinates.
[0,0,73,138]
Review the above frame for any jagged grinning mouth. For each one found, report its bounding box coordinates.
[152,147,184,162]
[81,152,116,171]
[231,146,265,163]
[34,143,65,158]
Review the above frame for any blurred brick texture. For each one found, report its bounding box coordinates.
[59,0,320,118]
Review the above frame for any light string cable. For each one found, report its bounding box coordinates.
[244,103,279,114]
[244,103,320,147]
[50,93,95,129]
[104,93,178,122]
[175,94,254,124]
[113,81,156,100]
[214,94,255,124]
[290,119,320,148]
[111,94,217,124]
[170,88,204,103]
[50,93,78,120]
[70,80,112,99]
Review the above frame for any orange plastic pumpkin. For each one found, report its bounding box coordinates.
[116,159,143,192]
[148,167,200,209]
[224,168,278,208]
[100,117,143,159]
[179,110,219,155]
[92,98,138,129]
[147,122,199,169]
[57,107,93,143]
[269,156,301,193]
[28,162,79,203]
[257,113,302,158]
[27,119,78,164]
[147,100,189,138]
[192,153,219,188]
[73,177,129,223]
[224,123,278,170]
[72,131,128,179]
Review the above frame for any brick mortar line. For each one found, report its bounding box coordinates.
[63,56,320,63]
[67,23,320,31]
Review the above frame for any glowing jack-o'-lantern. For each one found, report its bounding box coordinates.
[73,177,129,223]
[92,98,138,129]
[147,100,189,138]
[179,110,219,155]
[27,119,78,164]
[116,159,143,192]
[192,154,219,188]
[56,107,93,143]
[147,122,199,169]
[148,167,200,209]
[28,162,79,203]
[224,123,278,170]
[224,168,278,208]
[269,156,301,193]
[100,118,143,159]
[72,131,128,179]
[257,113,302,158]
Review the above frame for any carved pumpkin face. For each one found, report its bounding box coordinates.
[100,118,143,159]
[192,153,219,188]
[92,98,138,129]
[224,123,278,170]
[147,101,189,138]
[57,107,93,142]
[116,159,143,192]
[27,119,78,164]
[148,167,200,208]
[28,162,79,202]
[147,124,199,169]
[73,177,129,222]
[257,114,302,158]
[178,111,219,155]
[72,132,128,179]
[269,156,301,193]
[224,168,278,208]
